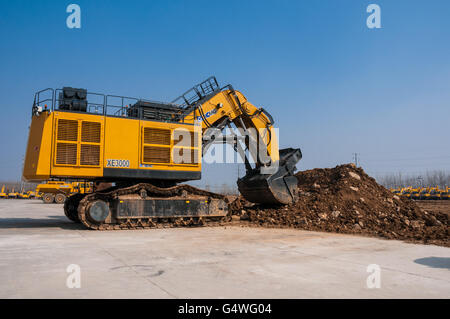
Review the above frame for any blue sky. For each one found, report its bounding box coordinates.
[0,0,449,186]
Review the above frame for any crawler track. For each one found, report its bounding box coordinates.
[75,183,231,230]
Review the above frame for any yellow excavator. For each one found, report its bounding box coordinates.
[24,190,36,199]
[23,77,301,230]
[412,188,424,200]
[7,187,19,199]
[400,187,412,199]
[17,186,29,199]
[0,185,7,199]
[441,187,449,200]
[428,187,440,200]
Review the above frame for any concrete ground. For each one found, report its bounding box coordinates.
[0,199,449,299]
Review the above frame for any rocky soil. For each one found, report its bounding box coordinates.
[231,164,449,247]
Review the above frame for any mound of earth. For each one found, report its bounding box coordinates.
[231,164,449,247]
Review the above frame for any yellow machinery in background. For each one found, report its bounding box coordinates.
[22,190,36,199]
[0,185,7,199]
[23,77,302,229]
[441,187,449,200]
[418,188,430,200]
[17,186,30,199]
[7,188,18,199]
[34,188,43,199]
[18,192,29,199]
[428,187,440,200]
[36,181,92,204]
[17,185,37,199]
[410,188,421,200]
[400,187,412,199]
[392,186,449,200]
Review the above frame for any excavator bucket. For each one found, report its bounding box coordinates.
[237,148,302,205]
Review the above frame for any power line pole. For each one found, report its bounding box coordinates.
[353,153,359,167]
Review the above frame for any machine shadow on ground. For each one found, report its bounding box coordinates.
[414,257,450,269]
[0,217,85,230]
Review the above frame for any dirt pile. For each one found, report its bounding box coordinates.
[232,164,449,246]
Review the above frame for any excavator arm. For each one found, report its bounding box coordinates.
[178,77,302,204]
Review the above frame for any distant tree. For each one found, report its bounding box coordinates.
[377,170,449,189]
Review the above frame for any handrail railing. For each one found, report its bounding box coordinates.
[33,88,54,109]
[32,76,222,124]
[171,76,220,108]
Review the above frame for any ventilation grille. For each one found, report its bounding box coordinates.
[56,143,77,165]
[80,144,100,166]
[173,148,199,164]
[57,119,78,141]
[81,121,101,143]
[143,146,170,163]
[143,128,171,145]
[173,130,198,148]
[55,119,102,167]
